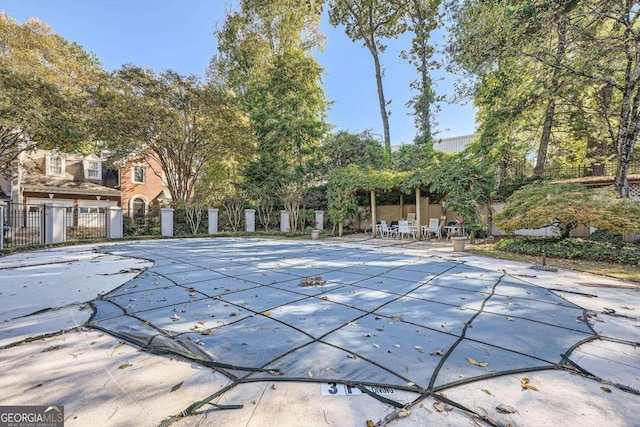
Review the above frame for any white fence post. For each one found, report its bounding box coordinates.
[245,209,256,232]
[314,210,324,230]
[160,208,174,237]
[41,203,66,244]
[0,204,3,250]
[208,208,219,234]
[106,206,124,239]
[280,210,290,232]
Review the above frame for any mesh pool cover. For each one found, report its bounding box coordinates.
[91,239,598,422]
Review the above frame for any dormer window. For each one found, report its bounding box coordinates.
[46,153,65,176]
[83,155,102,180]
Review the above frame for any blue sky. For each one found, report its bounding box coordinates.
[1,0,476,143]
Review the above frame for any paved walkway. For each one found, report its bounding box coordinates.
[0,237,638,426]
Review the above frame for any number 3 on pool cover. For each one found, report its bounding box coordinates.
[321,383,395,396]
[321,382,362,395]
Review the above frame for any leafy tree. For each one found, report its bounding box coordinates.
[0,14,105,175]
[447,1,640,197]
[495,182,640,239]
[214,0,327,227]
[322,130,387,170]
[429,152,497,235]
[329,0,407,156]
[96,66,250,204]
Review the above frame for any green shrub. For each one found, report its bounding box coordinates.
[495,236,640,266]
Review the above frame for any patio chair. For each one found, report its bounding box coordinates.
[376,220,397,238]
[422,218,442,239]
[406,213,416,226]
[397,220,416,239]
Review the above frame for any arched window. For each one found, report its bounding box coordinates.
[130,196,147,217]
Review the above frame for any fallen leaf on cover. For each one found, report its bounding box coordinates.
[414,345,425,353]
[496,404,517,414]
[466,356,489,367]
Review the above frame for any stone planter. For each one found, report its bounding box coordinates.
[311,229,320,240]
[452,236,466,251]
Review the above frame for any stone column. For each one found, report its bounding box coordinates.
[106,206,124,239]
[314,210,324,231]
[280,210,290,232]
[208,208,219,234]
[160,207,174,237]
[245,209,256,232]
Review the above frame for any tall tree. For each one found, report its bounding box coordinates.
[448,0,640,197]
[0,14,105,175]
[403,0,442,146]
[214,0,328,220]
[329,0,408,155]
[96,66,250,204]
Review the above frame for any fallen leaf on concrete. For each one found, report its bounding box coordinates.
[521,377,539,391]
[397,409,410,417]
[366,420,375,427]
[41,345,64,352]
[415,345,425,353]
[262,311,272,316]
[229,312,238,317]
[141,321,150,327]
[170,381,183,393]
[496,404,517,414]
[430,349,444,356]
[600,386,612,393]
[114,342,125,349]
[482,389,493,396]
[118,363,131,370]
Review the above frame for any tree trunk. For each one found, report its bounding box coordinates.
[534,98,556,176]
[369,40,391,156]
[534,16,566,177]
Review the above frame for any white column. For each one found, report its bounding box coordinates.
[280,210,290,232]
[160,208,174,237]
[314,210,324,230]
[245,209,256,232]
[208,208,219,234]
[106,206,124,239]
[0,205,3,249]
[42,203,66,244]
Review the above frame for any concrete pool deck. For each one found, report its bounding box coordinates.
[0,236,638,427]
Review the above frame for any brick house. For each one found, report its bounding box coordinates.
[117,153,172,217]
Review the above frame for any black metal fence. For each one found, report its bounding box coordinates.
[2,202,44,249]
[542,162,640,180]
[123,208,161,237]
[66,206,108,242]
